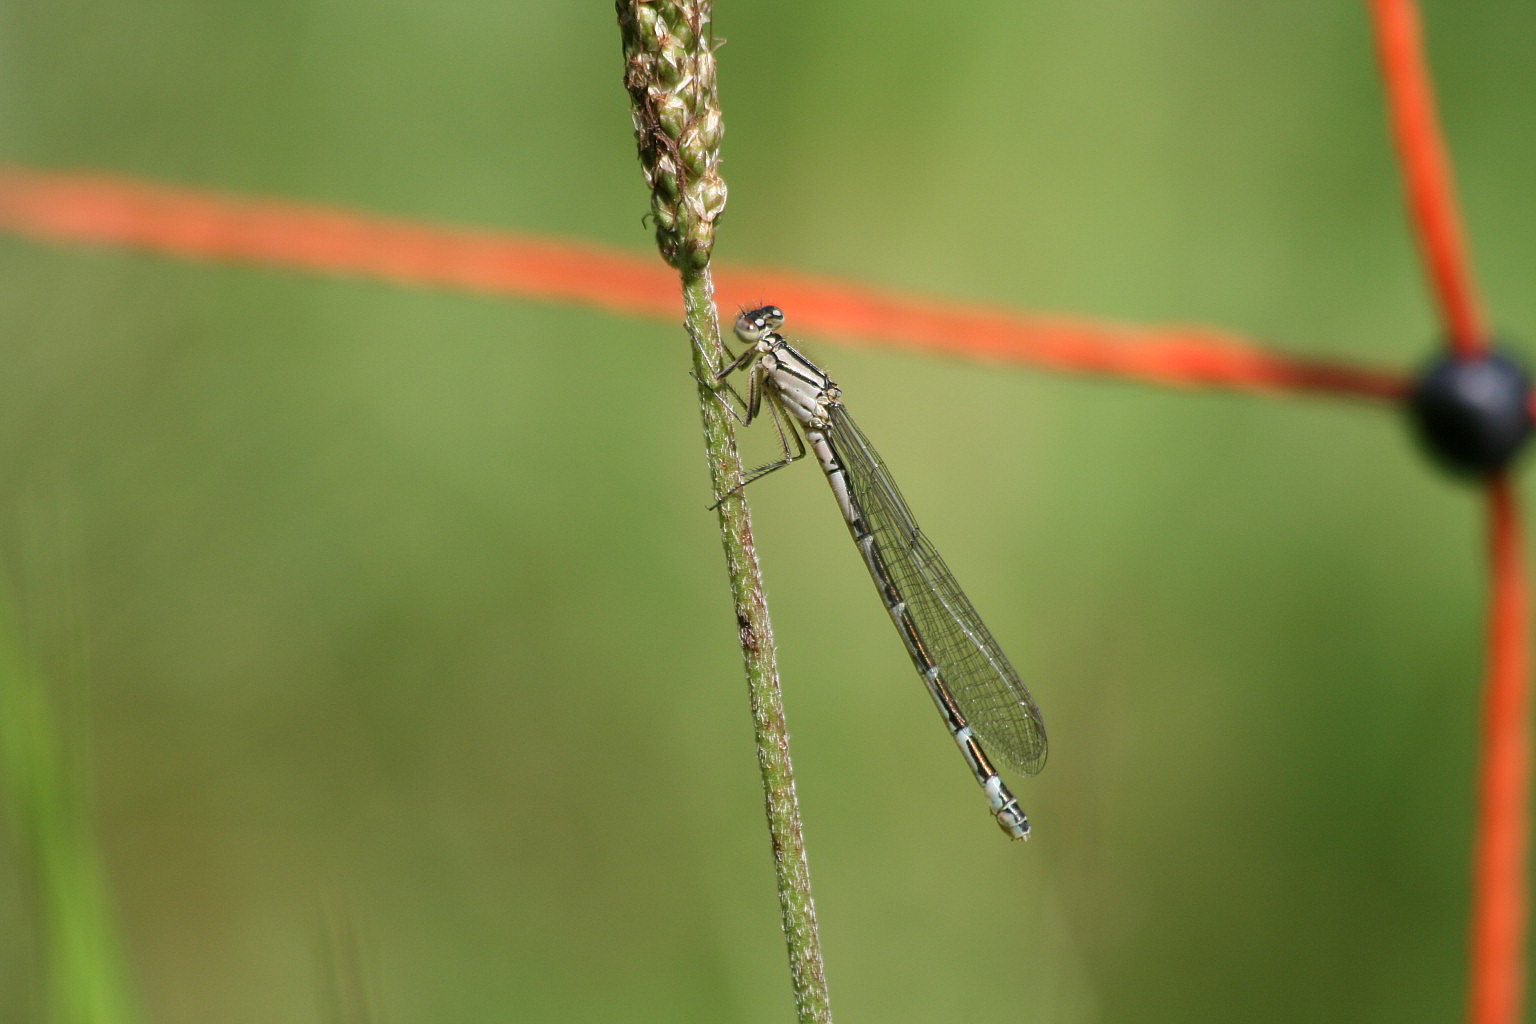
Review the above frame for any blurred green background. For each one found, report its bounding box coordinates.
[1,2,1534,1022]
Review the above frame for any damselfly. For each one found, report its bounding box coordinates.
[705,305,1047,839]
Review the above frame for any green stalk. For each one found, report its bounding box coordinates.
[616,4,832,1022]
[0,591,140,1024]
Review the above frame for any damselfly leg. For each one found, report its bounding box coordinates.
[690,316,808,506]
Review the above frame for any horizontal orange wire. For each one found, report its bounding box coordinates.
[0,166,1406,404]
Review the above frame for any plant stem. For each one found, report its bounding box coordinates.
[616,3,831,1020]
[684,273,831,1024]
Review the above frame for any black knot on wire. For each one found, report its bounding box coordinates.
[1408,346,1533,477]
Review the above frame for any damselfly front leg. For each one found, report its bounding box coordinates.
[691,312,808,507]
[687,319,754,422]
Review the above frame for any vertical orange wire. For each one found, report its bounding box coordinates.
[1369,4,1530,1021]
[1472,475,1531,1024]
[1369,0,1488,354]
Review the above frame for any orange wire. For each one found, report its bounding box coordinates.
[0,165,1405,404]
[1472,475,1532,1024]
[1370,3,1530,1022]
[0,167,684,321]
[713,266,1406,401]
[1370,0,1488,354]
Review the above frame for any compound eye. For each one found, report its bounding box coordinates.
[733,310,765,341]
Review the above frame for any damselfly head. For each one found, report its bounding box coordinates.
[735,305,786,343]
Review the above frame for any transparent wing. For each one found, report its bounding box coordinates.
[827,406,1047,775]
